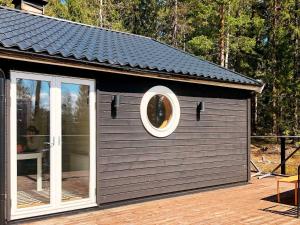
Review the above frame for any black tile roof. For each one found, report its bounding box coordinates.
[0,7,261,86]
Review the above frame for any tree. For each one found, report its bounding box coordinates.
[0,0,13,7]
[45,0,68,19]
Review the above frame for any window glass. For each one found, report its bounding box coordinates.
[147,95,173,129]
[16,79,51,208]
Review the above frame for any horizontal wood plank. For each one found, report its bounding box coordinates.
[99,151,246,165]
[99,138,247,148]
[99,132,247,142]
[100,102,246,113]
[99,143,246,156]
[99,165,245,188]
[99,170,246,195]
[99,159,246,179]
[99,175,246,203]
[99,112,246,121]
[100,93,247,106]
[99,126,247,134]
[99,119,246,127]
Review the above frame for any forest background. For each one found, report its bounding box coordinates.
[1,0,300,136]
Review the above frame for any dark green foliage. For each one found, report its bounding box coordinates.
[1,0,299,135]
[0,0,13,7]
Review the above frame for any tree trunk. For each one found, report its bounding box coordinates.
[295,0,300,78]
[272,86,277,135]
[219,3,225,67]
[183,32,186,51]
[251,94,257,135]
[295,99,298,133]
[225,32,229,68]
[34,81,41,117]
[99,0,103,27]
[172,0,178,47]
[225,3,230,69]
[271,0,279,135]
[294,0,299,133]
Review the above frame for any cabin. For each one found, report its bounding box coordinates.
[0,1,263,224]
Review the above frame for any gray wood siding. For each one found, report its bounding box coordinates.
[97,76,250,204]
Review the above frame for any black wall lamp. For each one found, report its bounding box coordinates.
[196,101,205,121]
[111,95,120,119]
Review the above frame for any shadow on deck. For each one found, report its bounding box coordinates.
[261,189,298,218]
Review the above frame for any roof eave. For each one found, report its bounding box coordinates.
[0,48,263,93]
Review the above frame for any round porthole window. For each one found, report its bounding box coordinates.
[140,86,180,137]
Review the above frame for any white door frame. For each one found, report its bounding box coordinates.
[10,71,96,220]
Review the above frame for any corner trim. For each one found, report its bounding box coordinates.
[0,69,6,225]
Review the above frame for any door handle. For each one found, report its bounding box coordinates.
[44,137,55,147]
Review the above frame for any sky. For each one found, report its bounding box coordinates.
[17,79,83,111]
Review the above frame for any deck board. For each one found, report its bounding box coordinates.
[23,176,300,225]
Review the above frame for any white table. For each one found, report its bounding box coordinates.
[17,152,43,191]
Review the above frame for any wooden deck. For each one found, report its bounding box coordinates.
[23,176,300,225]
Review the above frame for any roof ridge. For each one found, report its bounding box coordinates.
[0,6,152,40]
[151,39,261,85]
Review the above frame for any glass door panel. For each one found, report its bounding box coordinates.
[61,83,90,202]
[11,72,95,219]
[16,79,51,209]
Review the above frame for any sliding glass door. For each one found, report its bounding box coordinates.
[10,72,96,220]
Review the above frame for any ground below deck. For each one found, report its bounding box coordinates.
[22,176,300,225]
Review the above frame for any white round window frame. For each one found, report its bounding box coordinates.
[140,86,180,137]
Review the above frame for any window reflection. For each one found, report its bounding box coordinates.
[61,83,90,201]
[16,79,50,208]
[147,95,173,129]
